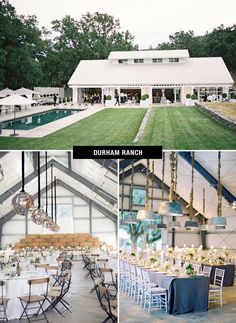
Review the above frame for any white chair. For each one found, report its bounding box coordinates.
[123,262,132,295]
[193,263,202,274]
[119,260,125,292]
[129,265,137,299]
[142,270,167,314]
[136,267,144,306]
[203,265,212,277]
[209,268,225,307]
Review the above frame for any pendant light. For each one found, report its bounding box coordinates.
[12,152,34,215]
[123,163,136,224]
[42,152,54,230]
[210,152,227,229]
[185,152,199,230]
[136,159,155,221]
[155,155,167,229]
[200,188,208,231]
[159,152,183,217]
[52,175,60,232]
[169,153,181,229]
[31,152,47,225]
[0,163,4,181]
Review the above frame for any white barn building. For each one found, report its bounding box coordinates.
[68,49,234,105]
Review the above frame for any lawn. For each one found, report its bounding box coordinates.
[137,106,236,149]
[0,109,146,149]
[0,106,235,150]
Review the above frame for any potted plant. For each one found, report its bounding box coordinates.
[222,93,228,101]
[105,95,115,107]
[185,93,192,106]
[140,94,150,107]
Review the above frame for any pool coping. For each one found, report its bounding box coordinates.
[0,105,105,138]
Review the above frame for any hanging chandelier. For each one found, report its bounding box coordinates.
[136,159,155,221]
[159,152,183,217]
[200,188,208,231]
[12,152,34,215]
[43,162,60,232]
[184,152,199,230]
[0,163,4,181]
[210,152,227,229]
[31,152,47,225]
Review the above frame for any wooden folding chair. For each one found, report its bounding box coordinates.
[18,277,49,322]
[0,281,9,321]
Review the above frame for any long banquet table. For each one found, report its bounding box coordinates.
[147,270,210,314]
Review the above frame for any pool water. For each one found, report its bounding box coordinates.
[2,109,80,130]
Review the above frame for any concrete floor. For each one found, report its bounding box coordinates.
[10,261,107,323]
[120,279,236,323]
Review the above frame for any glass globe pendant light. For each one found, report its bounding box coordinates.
[184,152,199,230]
[210,152,227,229]
[31,152,47,225]
[12,152,34,215]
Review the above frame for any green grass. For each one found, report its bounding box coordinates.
[0,109,146,149]
[0,106,236,149]
[138,106,236,149]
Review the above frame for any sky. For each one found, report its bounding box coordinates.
[9,0,236,49]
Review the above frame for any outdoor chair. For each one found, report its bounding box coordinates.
[44,272,72,316]
[0,280,9,321]
[18,277,49,323]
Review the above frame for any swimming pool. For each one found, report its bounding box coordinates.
[2,109,80,130]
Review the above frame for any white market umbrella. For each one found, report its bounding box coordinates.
[15,87,39,96]
[0,88,16,98]
[0,94,34,105]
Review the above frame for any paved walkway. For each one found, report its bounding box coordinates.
[0,104,104,138]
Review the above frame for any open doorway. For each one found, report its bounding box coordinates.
[120,89,141,104]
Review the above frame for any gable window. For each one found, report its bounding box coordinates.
[153,58,163,63]
[169,58,179,63]
[118,59,128,64]
[134,59,144,64]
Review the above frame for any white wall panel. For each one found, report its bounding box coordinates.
[74,219,90,233]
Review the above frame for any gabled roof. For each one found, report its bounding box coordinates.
[108,49,190,60]
[68,57,233,86]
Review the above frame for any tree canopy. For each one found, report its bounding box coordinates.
[0,0,235,89]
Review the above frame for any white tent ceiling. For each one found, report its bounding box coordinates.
[0,152,117,220]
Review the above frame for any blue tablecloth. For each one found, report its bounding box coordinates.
[148,272,210,314]
[208,264,235,287]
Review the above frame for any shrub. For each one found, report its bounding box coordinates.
[191,94,197,100]
[222,93,228,99]
[232,94,236,100]
[186,93,191,99]
[106,95,112,100]
[141,94,149,100]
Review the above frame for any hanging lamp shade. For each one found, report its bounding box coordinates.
[12,152,34,215]
[185,219,199,230]
[210,217,227,226]
[159,201,183,216]
[169,220,181,229]
[31,152,47,225]
[136,209,156,221]
[158,152,183,217]
[0,163,4,181]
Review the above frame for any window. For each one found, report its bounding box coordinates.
[152,58,163,63]
[118,59,128,64]
[169,58,179,63]
[134,59,144,64]
[133,187,146,206]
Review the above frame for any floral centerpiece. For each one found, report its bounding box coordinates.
[186,264,196,277]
